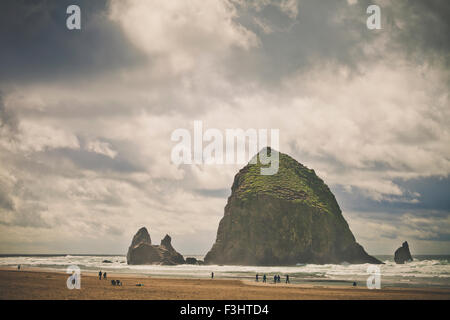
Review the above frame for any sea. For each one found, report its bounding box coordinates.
[1,254,449,288]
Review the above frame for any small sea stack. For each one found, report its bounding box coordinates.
[394,241,413,264]
[127,227,185,265]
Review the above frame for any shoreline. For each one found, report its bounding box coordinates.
[2,265,450,290]
[1,269,450,300]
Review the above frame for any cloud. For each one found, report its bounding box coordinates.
[0,0,449,254]
[344,209,450,254]
[0,184,14,211]
[0,92,18,137]
[109,0,259,73]
[0,0,145,85]
[85,140,118,158]
[384,0,450,68]
[278,0,299,19]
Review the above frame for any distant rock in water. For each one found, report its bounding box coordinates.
[205,148,382,266]
[394,241,413,264]
[184,257,205,265]
[102,260,113,263]
[127,227,185,265]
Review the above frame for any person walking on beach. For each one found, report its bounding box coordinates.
[17,265,20,270]
[103,272,107,280]
[99,271,102,280]
[256,274,259,282]
[286,274,290,284]
[211,272,214,279]
[278,275,281,283]
[273,275,277,283]
[263,274,266,283]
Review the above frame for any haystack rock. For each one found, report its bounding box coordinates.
[127,227,185,265]
[205,148,382,266]
[394,241,413,264]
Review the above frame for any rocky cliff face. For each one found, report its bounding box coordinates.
[394,241,413,264]
[127,227,185,265]
[204,148,382,266]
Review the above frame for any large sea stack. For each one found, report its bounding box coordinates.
[127,227,185,265]
[205,148,382,266]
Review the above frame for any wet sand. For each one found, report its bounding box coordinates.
[1,269,449,300]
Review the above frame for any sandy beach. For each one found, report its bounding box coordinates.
[1,269,449,300]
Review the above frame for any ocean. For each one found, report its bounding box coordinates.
[1,254,449,288]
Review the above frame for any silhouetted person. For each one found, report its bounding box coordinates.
[103,272,107,280]
[111,280,116,286]
[274,275,277,283]
[99,271,102,280]
[263,274,266,283]
[278,275,281,283]
[256,274,259,282]
[211,272,214,279]
[353,282,357,287]
[17,265,20,270]
[286,275,290,284]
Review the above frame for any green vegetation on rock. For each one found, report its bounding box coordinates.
[233,149,340,214]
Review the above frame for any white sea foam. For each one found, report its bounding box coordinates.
[1,255,449,288]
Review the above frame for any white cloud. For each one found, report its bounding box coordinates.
[86,140,117,158]
[109,0,259,73]
[278,0,299,19]
[17,121,80,153]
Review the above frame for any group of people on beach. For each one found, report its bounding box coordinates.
[99,270,123,286]
[255,273,290,284]
[97,269,292,285]
[210,271,290,284]
[98,270,107,280]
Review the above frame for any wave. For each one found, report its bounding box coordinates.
[2,255,449,287]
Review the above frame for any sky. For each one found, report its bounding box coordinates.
[0,0,449,255]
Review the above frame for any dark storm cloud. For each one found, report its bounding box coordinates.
[230,0,371,84]
[395,177,450,211]
[383,0,450,67]
[333,176,450,213]
[228,0,450,87]
[332,176,450,241]
[0,0,145,84]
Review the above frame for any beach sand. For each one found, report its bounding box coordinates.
[1,269,449,300]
